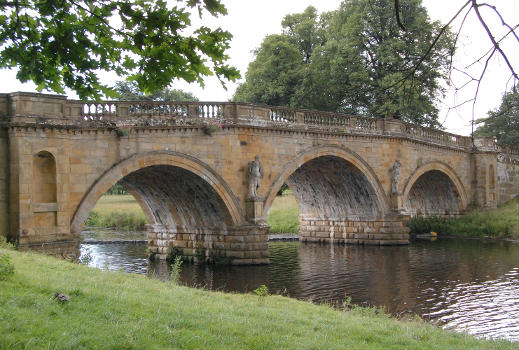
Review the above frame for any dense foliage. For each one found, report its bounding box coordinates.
[474,85,519,148]
[234,0,454,127]
[0,0,239,99]
[114,81,199,101]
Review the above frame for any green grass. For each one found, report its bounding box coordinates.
[85,195,147,231]
[408,196,519,239]
[268,195,299,233]
[0,248,515,350]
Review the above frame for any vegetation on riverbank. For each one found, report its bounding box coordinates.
[86,194,301,233]
[268,194,299,233]
[408,196,519,239]
[85,195,146,231]
[0,247,515,350]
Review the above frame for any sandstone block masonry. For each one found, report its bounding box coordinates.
[1,92,517,264]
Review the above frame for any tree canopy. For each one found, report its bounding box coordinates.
[234,0,455,128]
[0,0,240,100]
[114,81,198,101]
[474,85,519,148]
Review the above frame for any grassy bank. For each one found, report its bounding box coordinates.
[0,248,515,349]
[86,195,146,231]
[408,196,519,239]
[267,194,299,233]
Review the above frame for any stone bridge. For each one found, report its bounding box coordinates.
[1,92,518,264]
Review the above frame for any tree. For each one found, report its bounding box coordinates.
[233,34,303,107]
[0,0,240,100]
[234,0,454,128]
[114,81,198,101]
[474,85,518,148]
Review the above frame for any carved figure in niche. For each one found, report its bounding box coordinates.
[248,155,264,199]
[390,160,401,194]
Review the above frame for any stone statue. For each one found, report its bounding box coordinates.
[248,155,264,199]
[390,160,401,194]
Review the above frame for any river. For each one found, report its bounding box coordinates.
[80,231,519,342]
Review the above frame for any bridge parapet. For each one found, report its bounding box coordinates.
[1,92,475,151]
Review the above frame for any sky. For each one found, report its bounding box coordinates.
[0,0,517,136]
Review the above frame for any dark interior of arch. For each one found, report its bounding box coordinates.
[118,165,232,231]
[404,170,461,216]
[287,156,381,220]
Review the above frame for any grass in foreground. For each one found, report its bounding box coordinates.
[0,248,516,350]
[408,196,519,239]
[268,194,299,233]
[86,195,146,231]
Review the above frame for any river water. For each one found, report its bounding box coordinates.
[80,234,519,341]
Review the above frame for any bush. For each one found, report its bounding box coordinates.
[166,245,185,264]
[0,253,15,280]
[0,236,16,250]
[169,256,183,285]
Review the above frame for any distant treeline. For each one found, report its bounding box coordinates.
[106,182,129,195]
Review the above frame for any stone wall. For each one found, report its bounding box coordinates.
[0,128,8,239]
[497,158,519,204]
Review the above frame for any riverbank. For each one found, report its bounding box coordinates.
[0,247,515,349]
[85,195,146,231]
[408,196,519,240]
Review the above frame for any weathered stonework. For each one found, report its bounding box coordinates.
[1,92,518,264]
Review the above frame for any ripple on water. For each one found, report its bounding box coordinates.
[79,237,519,341]
[424,268,519,341]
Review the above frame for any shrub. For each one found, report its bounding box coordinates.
[253,284,269,298]
[169,256,183,285]
[0,253,15,280]
[166,245,185,264]
[0,236,16,250]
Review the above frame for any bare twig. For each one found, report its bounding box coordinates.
[471,0,518,81]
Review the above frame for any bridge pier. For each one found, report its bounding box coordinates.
[147,223,269,265]
[298,214,409,245]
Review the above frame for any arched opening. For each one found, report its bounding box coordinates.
[404,170,462,216]
[267,154,387,243]
[81,164,234,262]
[33,151,57,203]
[73,152,244,265]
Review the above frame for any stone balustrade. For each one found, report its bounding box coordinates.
[2,91,518,154]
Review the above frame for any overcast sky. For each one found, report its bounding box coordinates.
[0,0,517,136]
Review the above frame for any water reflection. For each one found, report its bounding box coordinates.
[79,239,519,341]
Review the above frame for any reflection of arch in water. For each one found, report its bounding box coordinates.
[402,162,467,216]
[71,151,241,235]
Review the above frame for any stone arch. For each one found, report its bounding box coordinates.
[33,150,57,203]
[264,145,390,219]
[402,161,467,216]
[71,151,242,235]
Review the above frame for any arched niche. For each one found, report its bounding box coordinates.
[33,151,57,203]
